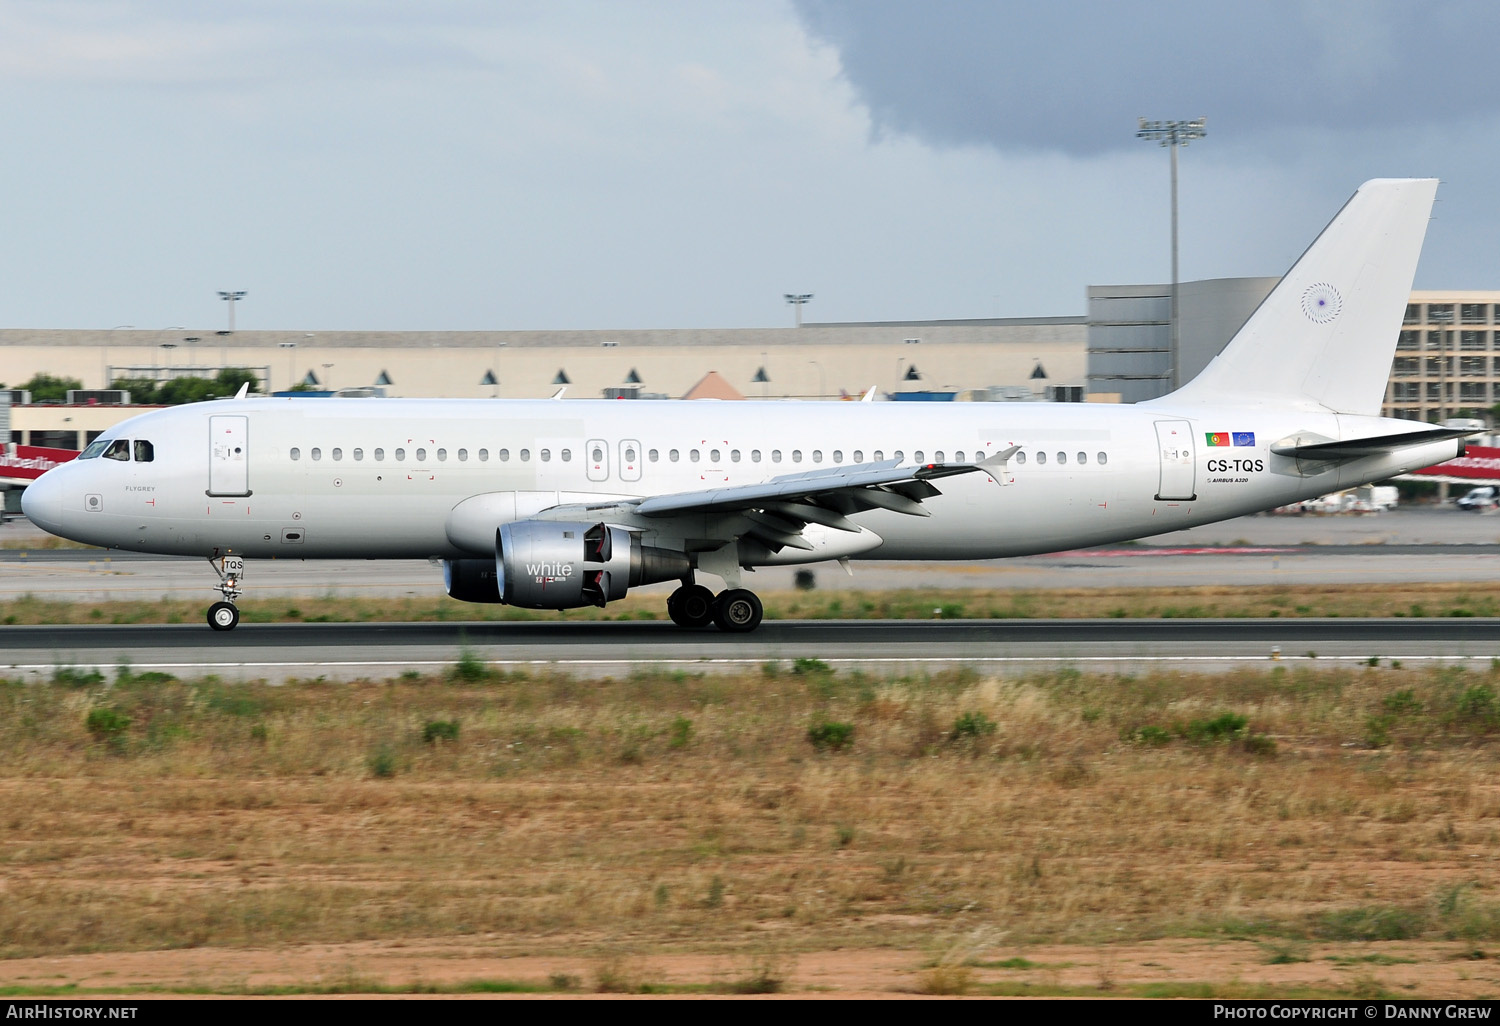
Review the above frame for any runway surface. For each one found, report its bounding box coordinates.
[6,508,1500,679]
[6,618,1500,682]
[6,508,1500,601]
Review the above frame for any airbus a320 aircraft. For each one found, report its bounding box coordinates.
[23,179,1468,632]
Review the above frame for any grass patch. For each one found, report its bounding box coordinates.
[0,661,1496,996]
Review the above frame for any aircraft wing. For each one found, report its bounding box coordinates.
[632,451,1013,521]
[526,448,1019,555]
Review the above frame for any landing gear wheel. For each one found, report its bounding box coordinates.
[208,601,240,632]
[667,584,716,628]
[712,589,763,633]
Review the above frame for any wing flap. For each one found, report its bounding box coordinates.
[631,458,1001,518]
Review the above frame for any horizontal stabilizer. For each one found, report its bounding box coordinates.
[1271,427,1473,461]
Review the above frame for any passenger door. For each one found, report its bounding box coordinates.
[208,415,251,496]
[1154,420,1195,501]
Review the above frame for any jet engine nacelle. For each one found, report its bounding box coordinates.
[443,557,502,603]
[444,521,691,609]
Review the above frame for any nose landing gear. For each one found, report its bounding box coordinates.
[207,553,244,631]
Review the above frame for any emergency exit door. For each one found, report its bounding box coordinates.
[1154,420,1195,501]
[208,415,251,496]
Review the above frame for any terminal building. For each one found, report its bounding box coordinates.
[4,285,1500,457]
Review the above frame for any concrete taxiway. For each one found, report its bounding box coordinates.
[4,507,1500,602]
[5,507,1500,680]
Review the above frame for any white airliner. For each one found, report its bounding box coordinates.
[22,179,1468,632]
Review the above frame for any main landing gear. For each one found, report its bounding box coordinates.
[207,554,244,631]
[666,581,763,633]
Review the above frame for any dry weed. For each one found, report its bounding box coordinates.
[0,663,1497,962]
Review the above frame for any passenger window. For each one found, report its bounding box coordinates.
[792,450,802,463]
[771,450,782,463]
[1057,452,1067,465]
[730,450,740,462]
[934,450,944,463]
[691,450,700,462]
[354,448,364,461]
[520,449,531,462]
[540,449,551,462]
[670,449,680,462]
[332,447,342,461]
[751,450,761,462]
[479,449,488,461]
[374,448,385,461]
[649,449,659,462]
[914,451,924,463]
[104,439,131,461]
[562,449,572,462]
[1098,452,1108,465]
[290,447,301,461]
[892,450,903,462]
[311,448,322,461]
[499,449,509,461]
[955,451,965,462]
[437,448,447,461]
[457,449,467,461]
[812,450,822,464]
[416,448,427,461]
[852,450,862,463]
[1016,451,1027,465]
[395,448,405,461]
[1037,451,1047,465]
[832,450,842,463]
[592,446,604,463]
[1077,452,1087,465]
[873,450,883,461]
[710,449,720,463]
[624,446,636,463]
[134,440,154,463]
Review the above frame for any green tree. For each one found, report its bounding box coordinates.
[21,373,83,403]
[213,367,260,397]
[110,368,261,406]
[156,377,219,405]
[110,377,160,404]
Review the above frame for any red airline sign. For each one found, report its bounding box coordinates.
[0,444,79,484]
[1411,444,1500,482]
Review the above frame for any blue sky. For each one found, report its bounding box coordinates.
[1,1,1495,331]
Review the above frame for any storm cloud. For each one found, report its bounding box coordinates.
[793,0,1500,156]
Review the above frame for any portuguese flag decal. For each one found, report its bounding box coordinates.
[1205,432,1231,447]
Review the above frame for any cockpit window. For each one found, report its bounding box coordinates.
[103,439,131,461]
[79,439,110,460]
[133,440,154,463]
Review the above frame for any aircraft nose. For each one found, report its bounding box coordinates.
[20,469,63,535]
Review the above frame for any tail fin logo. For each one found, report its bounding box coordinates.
[1301,282,1342,324]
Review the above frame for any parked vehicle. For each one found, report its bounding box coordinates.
[1456,485,1500,510]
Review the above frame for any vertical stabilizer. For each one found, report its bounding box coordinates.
[1158,178,1437,414]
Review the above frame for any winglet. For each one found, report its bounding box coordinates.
[861,386,878,402]
[551,387,567,400]
[234,382,249,400]
[980,444,1021,469]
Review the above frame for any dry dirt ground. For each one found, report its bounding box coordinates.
[5,668,1500,998]
[2,935,1499,998]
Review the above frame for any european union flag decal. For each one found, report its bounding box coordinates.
[1232,431,1255,447]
